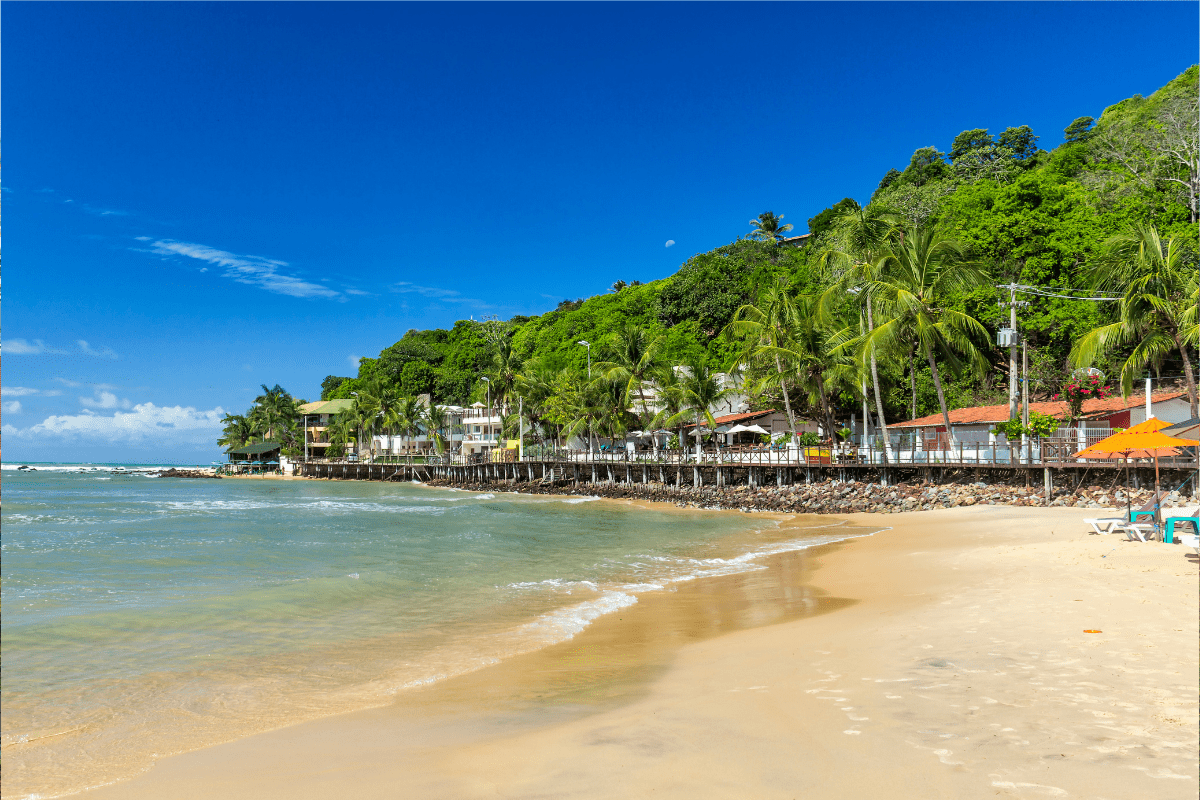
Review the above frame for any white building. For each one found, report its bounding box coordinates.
[460,402,506,456]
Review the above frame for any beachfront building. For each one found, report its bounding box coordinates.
[224,441,282,469]
[371,404,466,456]
[889,390,1192,452]
[678,409,809,446]
[298,399,356,459]
[460,402,506,457]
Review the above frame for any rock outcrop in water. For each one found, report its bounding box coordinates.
[422,476,1190,515]
[153,468,221,479]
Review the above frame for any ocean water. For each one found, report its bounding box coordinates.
[2,465,870,798]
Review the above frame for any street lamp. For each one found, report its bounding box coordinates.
[480,378,491,449]
[350,392,361,458]
[577,341,592,452]
[578,340,591,378]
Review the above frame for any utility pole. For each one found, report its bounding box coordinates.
[1009,285,1018,421]
[1022,338,1030,429]
[997,284,1027,421]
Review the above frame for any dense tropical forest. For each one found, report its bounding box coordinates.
[221,67,1198,455]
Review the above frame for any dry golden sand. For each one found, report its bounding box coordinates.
[86,505,1198,800]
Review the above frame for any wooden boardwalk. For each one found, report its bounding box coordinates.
[298,457,1198,495]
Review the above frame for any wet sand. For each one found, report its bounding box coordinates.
[86,505,1198,799]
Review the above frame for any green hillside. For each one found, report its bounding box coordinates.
[318,66,1198,425]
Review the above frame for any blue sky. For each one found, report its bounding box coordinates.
[3,2,1197,463]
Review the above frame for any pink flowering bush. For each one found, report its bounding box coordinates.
[1053,376,1112,421]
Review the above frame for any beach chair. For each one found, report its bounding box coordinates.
[1118,522,1157,542]
[1178,533,1199,554]
[1083,517,1127,535]
[1161,507,1199,544]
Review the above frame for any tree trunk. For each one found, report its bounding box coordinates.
[865,301,891,454]
[815,372,836,443]
[1171,330,1199,418]
[924,344,953,439]
[909,346,917,419]
[773,354,799,446]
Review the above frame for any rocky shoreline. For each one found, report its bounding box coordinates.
[423,476,1193,514]
[153,468,221,479]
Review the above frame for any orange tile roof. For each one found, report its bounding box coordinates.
[891,391,1187,428]
[682,409,776,428]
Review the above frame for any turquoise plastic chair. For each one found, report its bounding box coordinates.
[1164,516,1199,544]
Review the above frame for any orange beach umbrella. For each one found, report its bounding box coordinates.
[1073,421,1200,523]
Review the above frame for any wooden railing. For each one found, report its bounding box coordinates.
[302,442,1198,469]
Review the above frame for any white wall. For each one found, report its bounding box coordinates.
[1131,397,1192,425]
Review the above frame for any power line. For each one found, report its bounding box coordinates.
[996,282,1121,302]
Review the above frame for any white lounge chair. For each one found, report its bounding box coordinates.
[1084,517,1127,535]
[1179,533,1199,554]
[1116,522,1157,542]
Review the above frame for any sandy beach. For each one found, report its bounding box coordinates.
[85,504,1198,800]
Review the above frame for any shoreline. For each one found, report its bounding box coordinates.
[85,503,1198,799]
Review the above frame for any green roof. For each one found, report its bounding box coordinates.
[226,442,282,456]
[298,399,355,415]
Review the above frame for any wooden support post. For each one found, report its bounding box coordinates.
[1044,467,1052,503]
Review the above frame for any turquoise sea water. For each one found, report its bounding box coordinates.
[2,465,867,798]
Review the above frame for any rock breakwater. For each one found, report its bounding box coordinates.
[423,476,1192,514]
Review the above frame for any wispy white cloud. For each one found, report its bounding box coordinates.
[393,282,462,299]
[348,355,363,369]
[3,340,120,359]
[4,339,69,355]
[78,340,119,359]
[4,401,22,414]
[137,238,339,299]
[3,403,226,444]
[80,390,132,410]
[345,289,370,296]
[80,203,129,217]
[3,386,63,397]
[392,282,488,306]
[665,239,676,248]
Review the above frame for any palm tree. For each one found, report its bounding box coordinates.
[349,394,379,459]
[326,411,356,458]
[747,211,794,243]
[424,403,449,454]
[1071,224,1199,418]
[667,359,735,461]
[592,375,636,450]
[863,226,991,438]
[218,413,253,450]
[818,204,901,451]
[363,380,402,455]
[754,293,846,441]
[515,359,558,447]
[541,368,586,448]
[251,384,297,442]
[595,323,665,428]
[395,395,425,454]
[649,364,688,454]
[726,279,802,445]
[488,335,523,411]
[559,373,603,453]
